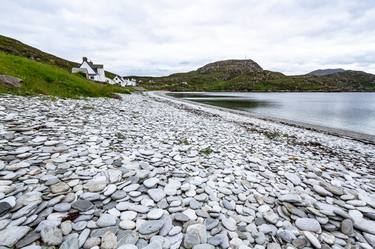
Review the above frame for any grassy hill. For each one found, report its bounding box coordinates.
[0,35,115,79]
[138,60,375,92]
[0,52,130,98]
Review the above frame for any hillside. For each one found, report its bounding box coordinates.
[138,60,375,92]
[307,68,346,76]
[0,35,115,79]
[0,52,130,98]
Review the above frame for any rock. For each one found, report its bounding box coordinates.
[40,226,63,246]
[193,244,215,249]
[278,194,302,203]
[144,178,159,188]
[148,188,166,202]
[295,218,321,233]
[119,220,136,230]
[341,219,354,235]
[303,231,321,248]
[147,209,164,219]
[184,224,207,248]
[0,226,30,247]
[60,235,79,249]
[61,221,73,235]
[83,237,101,248]
[116,202,149,213]
[349,210,375,235]
[121,211,138,220]
[72,200,94,211]
[97,214,117,227]
[138,220,165,234]
[284,172,301,185]
[101,231,117,249]
[221,216,237,231]
[0,202,12,216]
[50,182,70,193]
[0,75,22,87]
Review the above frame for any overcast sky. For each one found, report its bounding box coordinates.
[1,0,375,76]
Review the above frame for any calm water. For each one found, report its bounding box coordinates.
[172,92,375,136]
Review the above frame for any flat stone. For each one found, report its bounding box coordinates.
[341,219,354,235]
[119,220,136,230]
[184,224,207,248]
[0,202,12,216]
[50,182,70,193]
[303,231,321,248]
[147,209,164,219]
[284,172,301,185]
[138,220,165,235]
[101,231,117,249]
[148,188,166,202]
[144,178,159,188]
[60,235,79,249]
[40,227,63,246]
[121,211,138,220]
[116,202,149,213]
[0,226,30,247]
[72,200,94,211]
[97,214,117,227]
[295,218,321,233]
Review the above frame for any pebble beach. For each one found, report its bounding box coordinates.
[0,92,374,249]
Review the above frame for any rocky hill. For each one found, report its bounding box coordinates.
[138,60,375,92]
[308,68,346,76]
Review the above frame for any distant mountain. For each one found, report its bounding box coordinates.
[137,59,375,92]
[308,68,346,76]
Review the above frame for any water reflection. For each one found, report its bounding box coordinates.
[170,92,375,136]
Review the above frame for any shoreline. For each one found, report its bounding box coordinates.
[148,91,375,145]
[0,93,374,248]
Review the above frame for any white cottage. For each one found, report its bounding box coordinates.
[113,75,125,85]
[72,57,113,83]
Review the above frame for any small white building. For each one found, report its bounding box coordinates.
[72,57,113,84]
[122,78,137,87]
[113,75,124,85]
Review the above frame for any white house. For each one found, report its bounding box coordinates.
[122,78,137,87]
[113,75,125,85]
[72,57,113,83]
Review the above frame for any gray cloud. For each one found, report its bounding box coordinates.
[1,0,374,76]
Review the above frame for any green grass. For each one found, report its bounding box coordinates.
[0,52,132,98]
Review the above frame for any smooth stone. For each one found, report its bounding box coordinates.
[295,218,321,233]
[0,202,12,216]
[40,227,63,246]
[341,219,354,235]
[97,214,117,227]
[116,202,149,213]
[0,226,30,247]
[119,220,136,230]
[184,224,207,248]
[284,172,301,185]
[54,202,71,212]
[144,178,159,188]
[303,231,321,248]
[193,244,215,249]
[138,220,165,234]
[60,235,79,249]
[50,182,70,193]
[72,200,94,211]
[148,188,166,202]
[147,209,164,219]
[121,211,138,220]
[101,231,117,249]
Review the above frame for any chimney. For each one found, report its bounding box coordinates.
[83,57,88,62]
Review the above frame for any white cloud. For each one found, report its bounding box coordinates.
[1,0,375,76]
